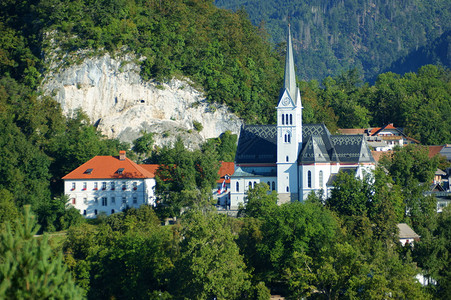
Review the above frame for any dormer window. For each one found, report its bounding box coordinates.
[84,168,93,174]
[117,168,124,175]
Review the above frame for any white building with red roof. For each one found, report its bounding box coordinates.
[63,151,158,218]
[215,161,234,209]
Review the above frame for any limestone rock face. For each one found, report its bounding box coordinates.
[41,53,242,148]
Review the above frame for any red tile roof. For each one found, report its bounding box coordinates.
[371,150,392,163]
[428,146,444,158]
[337,128,366,135]
[63,155,235,183]
[139,164,160,175]
[370,123,398,136]
[217,161,234,183]
[62,156,157,180]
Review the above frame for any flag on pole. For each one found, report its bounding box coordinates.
[218,179,226,194]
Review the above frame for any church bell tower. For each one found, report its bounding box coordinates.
[276,24,303,203]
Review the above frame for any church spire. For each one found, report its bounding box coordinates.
[284,24,297,101]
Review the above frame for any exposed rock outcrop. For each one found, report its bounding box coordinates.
[41,52,242,148]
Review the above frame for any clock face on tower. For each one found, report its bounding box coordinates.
[282,96,290,106]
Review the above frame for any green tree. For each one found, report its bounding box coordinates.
[0,189,19,230]
[0,206,83,299]
[171,211,251,299]
[154,137,219,216]
[64,206,174,299]
[380,144,439,231]
[132,131,154,162]
[413,206,451,299]
[327,170,373,217]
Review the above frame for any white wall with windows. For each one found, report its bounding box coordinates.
[230,176,277,209]
[65,178,156,218]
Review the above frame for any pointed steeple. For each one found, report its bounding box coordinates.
[284,24,297,101]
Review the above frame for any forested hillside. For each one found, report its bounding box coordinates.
[0,0,450,224]
[215,0,450,82]
[0,1,451,298]
[0,0,283,124]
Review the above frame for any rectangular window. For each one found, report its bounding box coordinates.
[133,197,137,204]
[71,182,76,190]
[102,197,107,206]
[122,183,127,190]
[82,182,87,190]
[102,182,107,190]
[122,197,127,204]
[94,182,98,190]
[94,197,99,205]
[72,198,76,205]
[111,197,115,204]
[133,182,137,190]
[111,182,115,190]
[83,198,88,204]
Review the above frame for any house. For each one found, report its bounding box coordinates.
[215,161,234,209]
[397,223,420,246]
[366,123,420,151]
[64,151,240,217]
[339,124,420,151]
[228,25,375,209]
[63,151,158,218]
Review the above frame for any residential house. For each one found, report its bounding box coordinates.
[215,161,234,209]
[397,223,420,246]
[339,123,420,151]
[63,151,158,218]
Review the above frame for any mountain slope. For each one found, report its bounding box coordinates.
[215,0,450,82]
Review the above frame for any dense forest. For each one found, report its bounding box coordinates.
[2,145,451,299]
[0,1,450,298]
[215,0,451,82]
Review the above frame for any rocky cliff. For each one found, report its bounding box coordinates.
[41,52,242,148]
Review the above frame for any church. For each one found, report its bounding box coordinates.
[228,26,375,208]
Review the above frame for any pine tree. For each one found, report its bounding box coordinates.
[0,206,84,299]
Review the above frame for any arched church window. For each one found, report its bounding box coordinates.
[285,114,289,124]
[288,134,291,143]
[290,114,293,124]
[272,182,275,191]
[286,156,289,162]
[286,186,289,192]
[248,181,252,189]
[236,182,239,192]
[319,171,323,187]
[308,171,312,188]
[284,134,287,143]
[282,114,284,125]
[267,181,270,188]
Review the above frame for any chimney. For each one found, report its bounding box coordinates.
[119,150,126,161]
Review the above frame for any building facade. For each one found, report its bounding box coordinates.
[63,151,158,218]
[229,26,376,208]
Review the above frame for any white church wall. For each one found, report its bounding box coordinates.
[230,176,277,209]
